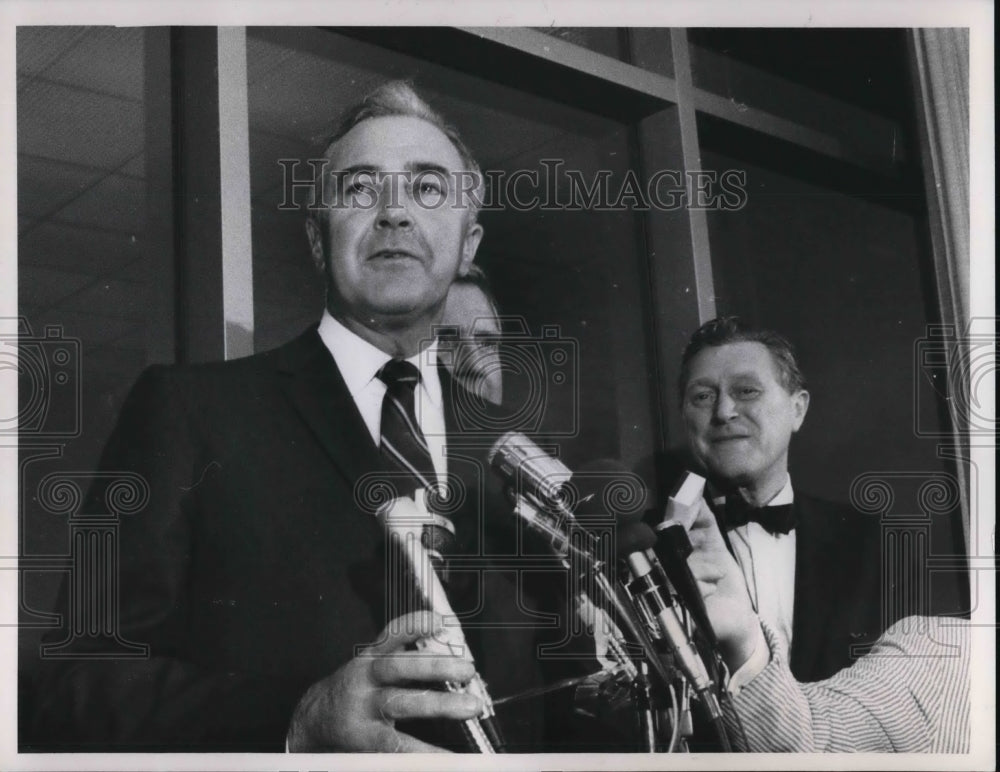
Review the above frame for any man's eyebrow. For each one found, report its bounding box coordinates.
[329,165,377,179]
[329,163,452,177]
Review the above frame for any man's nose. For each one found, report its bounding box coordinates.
[711,392,739,422]
[375,181,413,230]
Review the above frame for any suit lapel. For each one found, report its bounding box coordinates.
[790,495,838,680]
[276,328,383,488]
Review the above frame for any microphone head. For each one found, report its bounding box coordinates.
[662,472,707,531]
[615,521,657,557]
[488,432,573,506]
[486,431,523,467]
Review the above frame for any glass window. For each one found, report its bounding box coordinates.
[16,24,158,741]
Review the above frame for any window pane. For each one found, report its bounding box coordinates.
[689,29,912,175]
[16,25,159,742]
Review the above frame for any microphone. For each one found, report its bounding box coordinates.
[487,431,575,517]
[377,496,503,753]
[617,521,723,721]
[652,473,719,649]
[487,433,676,692]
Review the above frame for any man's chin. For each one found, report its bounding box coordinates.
[704,461,757,489]
[364,291,442,323]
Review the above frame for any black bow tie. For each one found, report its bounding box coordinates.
[724,497,796,535]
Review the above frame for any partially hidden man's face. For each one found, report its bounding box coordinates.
[441,282,503,405]
[307,115,483,329]
[682,341,809,493]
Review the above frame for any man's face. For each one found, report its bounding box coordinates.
[307,115,483,331]
[441,282,503,404]
[682,341,809,495]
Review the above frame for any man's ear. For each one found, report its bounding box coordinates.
[458,223,484,277]
[790,389,810,432]
[305,218,325,273]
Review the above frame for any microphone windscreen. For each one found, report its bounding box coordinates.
[662,472,707,531]
[615,521,657,556]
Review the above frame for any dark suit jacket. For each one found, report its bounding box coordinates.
[31,328,572,752]
[786,494,895,682]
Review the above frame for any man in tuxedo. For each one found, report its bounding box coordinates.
[678,316,893,682]
[32,81,566,753]
[685,498,969,753]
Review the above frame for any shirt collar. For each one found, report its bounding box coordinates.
[769,476,794,506]
[317,310,442,407]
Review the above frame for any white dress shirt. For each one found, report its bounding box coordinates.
[717,477,797,656]
[316,310,448,483]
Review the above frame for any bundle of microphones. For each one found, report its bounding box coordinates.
[377,430,732,753]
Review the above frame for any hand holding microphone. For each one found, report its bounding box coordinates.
[286,609,481,752]
[377,495,503,753]
[686,497,762,673]
[652,473,720,649]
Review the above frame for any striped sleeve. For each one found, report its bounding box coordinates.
[727,615,969,753]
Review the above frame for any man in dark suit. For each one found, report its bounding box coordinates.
[32,81,567,753]
[677,317,893,682]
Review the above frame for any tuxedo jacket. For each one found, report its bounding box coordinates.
[784,494,895,682]
[32,328,575,752]
[711,493,894,683]
[727,616,969,752]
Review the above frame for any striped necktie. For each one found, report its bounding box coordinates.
[377,359,456,566]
